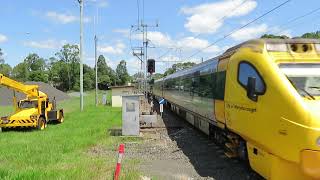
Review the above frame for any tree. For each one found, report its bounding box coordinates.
[260,34,289,39]
[55,44,80,90]
[49,60,69,91]
[0,48,12,77]
[21,53,48,82]
[116,60,130,85]
[301,31,320,39]
[0,63,12,77]
[97,55,108,75]
[132,72,144,82]
[12,62,28,81]
[164,62,196,76]
[151,73,164,80]
[97,55,117,88]
[24,53,46,71]
[0,48,4,64]
[83,64,95,90]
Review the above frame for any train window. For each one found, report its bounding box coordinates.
[213,71,226,100]
[199,74,213,98]
[238,62,266,94]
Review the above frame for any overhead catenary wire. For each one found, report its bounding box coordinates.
[271,6,320,36]
[157,0,251,61]
[186,0,292,60]
[192,0,249,40]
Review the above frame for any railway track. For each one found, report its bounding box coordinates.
[127,100,263,180]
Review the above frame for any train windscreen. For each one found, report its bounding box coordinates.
[279,63,320,97]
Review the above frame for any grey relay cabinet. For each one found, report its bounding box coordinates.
[121,94,143,136]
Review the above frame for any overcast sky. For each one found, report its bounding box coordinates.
[0,0,319,74]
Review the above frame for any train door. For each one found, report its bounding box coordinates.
[225,58,272,178]
[225,59,267,139]
[214,57,228,128]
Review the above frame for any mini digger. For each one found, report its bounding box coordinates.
[0,74,64,130]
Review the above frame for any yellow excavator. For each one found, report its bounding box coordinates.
[0,74,64,130]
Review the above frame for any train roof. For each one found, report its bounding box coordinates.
[155,38,320,83]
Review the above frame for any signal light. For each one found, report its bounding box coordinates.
[147,59,155,74]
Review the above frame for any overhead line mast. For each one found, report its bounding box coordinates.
[131,0,158,95]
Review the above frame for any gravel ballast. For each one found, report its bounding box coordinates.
[0,81,70,106]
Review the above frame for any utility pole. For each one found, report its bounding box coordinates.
[78,0,84,111]
[94,7,98,107]
[95,35,98,106]
[131,0,158,95]
[131,23,158,95]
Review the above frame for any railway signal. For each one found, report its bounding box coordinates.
[147,59,155,74]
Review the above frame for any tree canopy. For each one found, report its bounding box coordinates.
[116,60,130,85]
[0,44,131,92]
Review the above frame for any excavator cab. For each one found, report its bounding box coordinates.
[18,100,38,109]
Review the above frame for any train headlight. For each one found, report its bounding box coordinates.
[316,137,320,146]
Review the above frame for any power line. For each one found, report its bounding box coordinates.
[186,0,292,59]
[272,6,320,36]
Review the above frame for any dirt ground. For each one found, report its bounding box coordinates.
[125,102,263,180]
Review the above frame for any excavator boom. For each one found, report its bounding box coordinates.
[0,74,39,98]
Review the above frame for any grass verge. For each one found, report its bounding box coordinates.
[0,91,141,180]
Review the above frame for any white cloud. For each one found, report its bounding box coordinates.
[98,42,126,55]
[176,36,221,53]
[133,31,173,47]
[23,39,67,49]
[181,0,257,34]
[46,11,91,24]
[0,34,8,43]
[177,37,207,50]
[231,24,268,41]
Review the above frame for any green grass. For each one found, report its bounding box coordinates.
[0,91,141,180]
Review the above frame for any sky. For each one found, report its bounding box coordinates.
[0,0,319,75]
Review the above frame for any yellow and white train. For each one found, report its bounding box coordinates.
[153,39,320,179]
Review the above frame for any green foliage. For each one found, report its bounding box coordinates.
[301,31,320,39]
[12,53,48,82]
[0,48,4,64]
[164,62,196,76]
[261,34,290,39]
[24,53,46,71]
[0,49,12,77]
[151,73,164,80]
[12,62,29,81]
[54,44,80,91]
[83,64,95,90]
[97,55,115,88]
[29,71,48,82]
[116,60,130,85]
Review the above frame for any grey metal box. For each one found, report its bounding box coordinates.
[122,94,143,136]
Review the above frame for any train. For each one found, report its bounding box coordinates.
[152,39,320,180]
